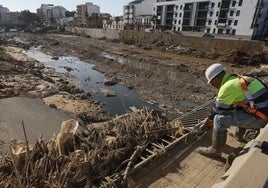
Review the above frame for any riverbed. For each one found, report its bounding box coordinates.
[25,48,157,116]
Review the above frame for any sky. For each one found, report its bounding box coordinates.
[1,0,131,16]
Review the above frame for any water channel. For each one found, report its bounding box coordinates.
[24,48,157,116]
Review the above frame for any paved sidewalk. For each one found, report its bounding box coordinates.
[134,130,242,188]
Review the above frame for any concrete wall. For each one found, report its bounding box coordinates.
[213,123,268,188]
[65,27,120,40]
[65,27,265,53]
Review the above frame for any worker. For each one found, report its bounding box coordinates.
[198,63,268,158]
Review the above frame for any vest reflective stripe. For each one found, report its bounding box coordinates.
[236,75,268,122]
[215,99,232,109]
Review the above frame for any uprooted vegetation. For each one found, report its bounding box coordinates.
[0,109,184,187]
[131,40,267,66]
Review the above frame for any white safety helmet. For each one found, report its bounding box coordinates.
[205,63,225,84]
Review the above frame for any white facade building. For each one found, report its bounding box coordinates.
[153,0,268,39]
[37,4,54,23]
[37,4,66,24]
[85,2,100,17]
[124,0,155,29]
[124,3,135,24]
[52,6,67,19]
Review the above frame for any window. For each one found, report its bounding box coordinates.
[236,10,240,16]
[178,20,181,24]
[234,20,238,25]
[218,2,221,7]
[180,5,183,10]
[176,6,178,10]
[211,2,215,8]
[216,11,219,16]
[210,11,213,17]
[207,28,211,33]
[226,29,230,34]
[215,20,218,25]
[157,6,162,12]
[232,29,236,35]
[228,20,232,25]
[208,20,212,25]
[179,13,182,17]
[238,0,243,6]
[230,10,234,16]
[232,1,236,7]
[218,29,223,34]
[174,20,177,24]
[175,13,178,17]
[213,28,216,33]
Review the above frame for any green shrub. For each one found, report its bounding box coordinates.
[123,37,135,45]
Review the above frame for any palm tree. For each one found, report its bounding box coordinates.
[115,16,120,29]
[150,14,157,29]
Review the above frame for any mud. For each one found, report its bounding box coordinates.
[0,31,266,132]
[0,31,267,187]
[23,33,267,113]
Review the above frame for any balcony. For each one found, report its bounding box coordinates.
[217,23,226,28]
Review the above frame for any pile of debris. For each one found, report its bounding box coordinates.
[135,40,267,66]
[0,108,184,187]
[222,49,267,66]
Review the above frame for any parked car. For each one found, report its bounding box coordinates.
[202,33,215,38]
[145,28,153,33]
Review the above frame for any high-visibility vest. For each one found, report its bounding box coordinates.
[236,75,268,122]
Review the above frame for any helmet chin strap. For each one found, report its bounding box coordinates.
[211,76,222,89]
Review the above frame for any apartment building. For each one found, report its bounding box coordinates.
[124,3,135,25]
[123,0,155,29]
[0,5,9,16]
[252,0,268,40]
[37,4,66,24]
[1,12,22,26]
[153,0,268,39]
[76,2,100,27]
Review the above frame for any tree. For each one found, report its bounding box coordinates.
[65,11,75,18]
[92,13,99,19]
[115,16,120,29]
[150,14,157,29]
[18,10,39,26]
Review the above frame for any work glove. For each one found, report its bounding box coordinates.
[200,117,213,127]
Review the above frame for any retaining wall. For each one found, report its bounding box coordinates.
[65,27,265,53]
[65,27,120,40]
[120,30,265,53]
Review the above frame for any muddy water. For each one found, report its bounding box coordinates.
[25,48,157,116]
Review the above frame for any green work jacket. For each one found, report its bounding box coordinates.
[215,73,266,109]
